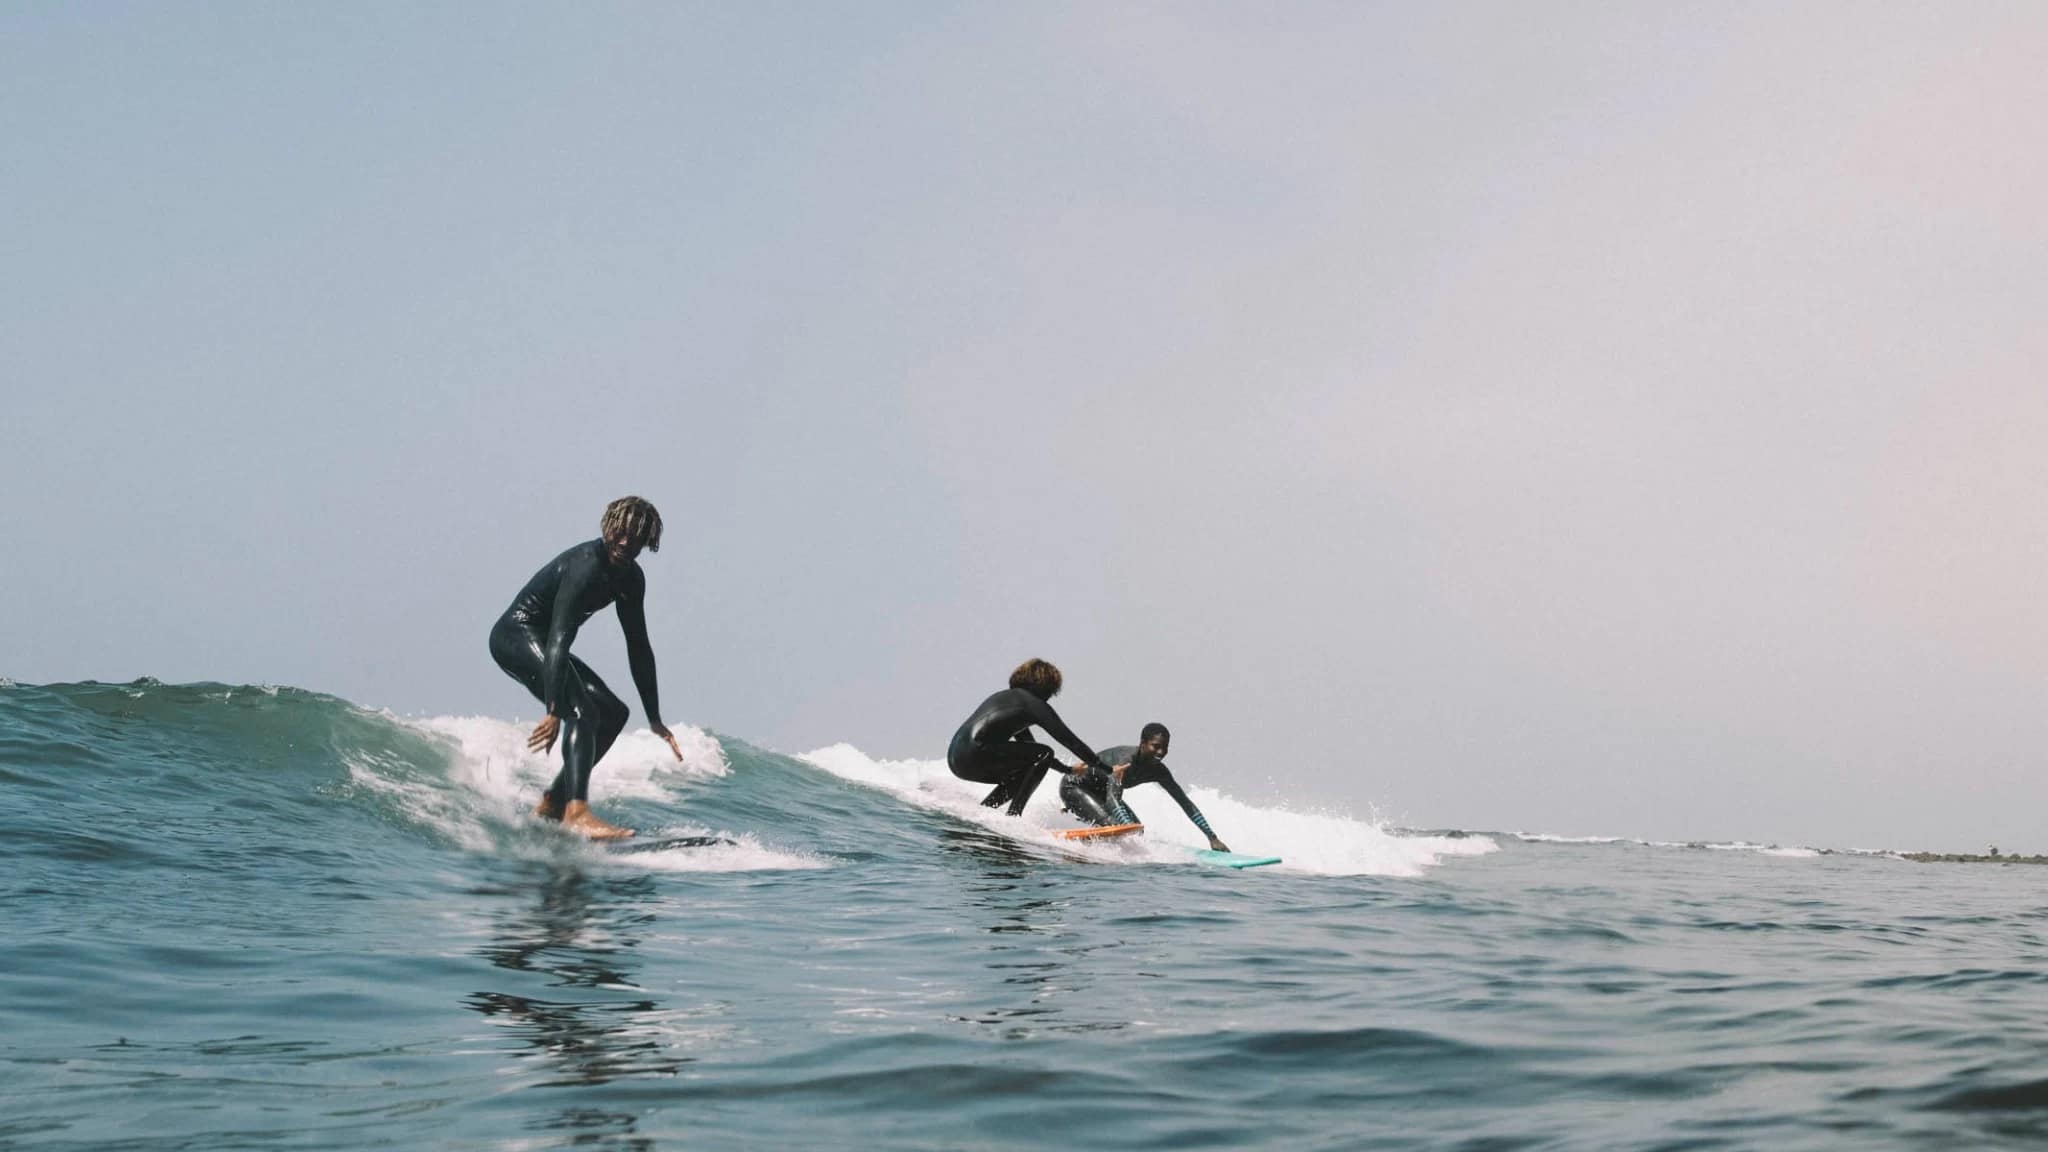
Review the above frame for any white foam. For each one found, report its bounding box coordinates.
[1696,840,1824,858]
[1512,832,1632,845]
[1512,832,1826,859]
[343,714,816,871]
[413,713,730,809]
[603,825,827,874]
[797,743,1496,878]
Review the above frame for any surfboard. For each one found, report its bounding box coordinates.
[607,835,735,854]
[1056,823,1144,841]
[1191,848,1281,869]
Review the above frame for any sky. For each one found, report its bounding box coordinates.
[4,3,2046,851]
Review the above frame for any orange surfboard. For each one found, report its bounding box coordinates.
[1056,823,1144,841]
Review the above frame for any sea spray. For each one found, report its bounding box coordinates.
[798,742,1496,877]
[341,713,820,871]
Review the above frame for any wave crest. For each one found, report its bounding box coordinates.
[798,743,1495,877]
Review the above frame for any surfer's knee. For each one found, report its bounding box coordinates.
[1061,776,1118,825]
[1004,765,1050,815]
[597,694,629,740]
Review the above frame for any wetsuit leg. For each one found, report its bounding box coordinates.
[947,741,1043,786]
[490,617,549,702]
[996,763,1049,816]
[492,619,560,802]
[579,662,630,791]
[949,741,1056,815]
[491,619,625,806]
[550,656,627,805]
[1058,773,1124,826]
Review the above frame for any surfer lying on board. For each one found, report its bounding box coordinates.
[947,659,1115,816]
[1060,723,1230,852]
[488,496,684,840]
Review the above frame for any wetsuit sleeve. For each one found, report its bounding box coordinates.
[1022,696,1109,772]
[541,560,595,716]
[616,566,663,728]
[1151,768,1217,838]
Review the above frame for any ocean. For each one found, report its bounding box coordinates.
[4,679,2045,1150]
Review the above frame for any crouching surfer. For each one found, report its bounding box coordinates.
[947,659,1115,816]
[488,496,685,839]
[1060,723,1230,852]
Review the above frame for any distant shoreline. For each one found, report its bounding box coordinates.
[1900,852,2048,865]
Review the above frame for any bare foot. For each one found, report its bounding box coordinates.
[533,794,564,822]
[561,800,635,840]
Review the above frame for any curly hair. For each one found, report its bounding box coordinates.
[1008,658,1063,699]
[601,496,663,553]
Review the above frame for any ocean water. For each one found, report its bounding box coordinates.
[5,681,2047,1151]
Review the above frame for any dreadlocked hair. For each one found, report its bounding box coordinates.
[601,496,663,553]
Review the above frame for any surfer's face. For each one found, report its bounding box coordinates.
[603,526,644,566]
[1137,732,1169,762]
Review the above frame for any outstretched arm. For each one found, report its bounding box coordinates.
[1022,695,1109,772]
[1155,771,1228,852]
[616,569,681,761]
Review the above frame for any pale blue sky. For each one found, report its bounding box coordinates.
[5,3,2046,850]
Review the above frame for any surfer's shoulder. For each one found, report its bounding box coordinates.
[543,539,603,569]
[615,556,647,594]
[981,686,1029,710]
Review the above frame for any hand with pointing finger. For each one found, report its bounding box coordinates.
[651,722,683,761]
[527,713,560,755]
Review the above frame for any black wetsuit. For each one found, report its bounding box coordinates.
[1060,744,1218,839]
[489,540,663,810]
[947,688,1110,815]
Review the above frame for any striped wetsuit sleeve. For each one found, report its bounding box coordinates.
[1108,787,1139,826]
[1131,763,1214,837]
[1157,774,1213,836]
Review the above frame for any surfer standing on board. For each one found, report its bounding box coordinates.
[489,496,683,840]
[947,659,1115,816]
[1061,723,1231,852]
